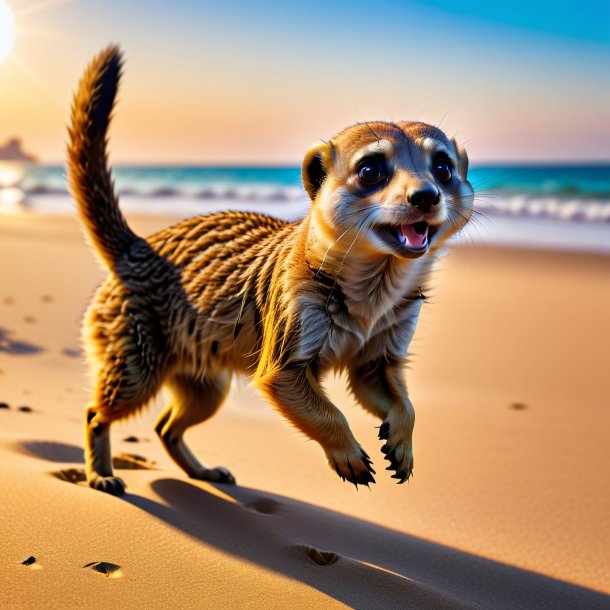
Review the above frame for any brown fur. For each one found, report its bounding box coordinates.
[67,46,473,495]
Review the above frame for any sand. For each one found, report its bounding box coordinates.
[1,212,609,609]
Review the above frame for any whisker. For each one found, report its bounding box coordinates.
[326,209,377,306]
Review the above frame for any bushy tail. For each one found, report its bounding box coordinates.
[67,45,138,270]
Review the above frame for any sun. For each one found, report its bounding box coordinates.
[0,1,16,62]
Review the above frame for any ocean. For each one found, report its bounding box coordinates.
[3,163,610,252]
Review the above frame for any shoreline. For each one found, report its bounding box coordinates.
[2,194,610,256]
[0,196,610,255]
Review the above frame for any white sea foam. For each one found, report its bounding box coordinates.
[4,193,610,254]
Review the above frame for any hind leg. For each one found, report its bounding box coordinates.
[85,355,162,495]
[155,371,235,484]
[84,404,128,495]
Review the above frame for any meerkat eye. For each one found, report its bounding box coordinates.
[356,155,388,187]
[433,153,453,184]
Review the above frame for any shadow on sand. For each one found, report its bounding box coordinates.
[20,441,84,463]
[0,328,44,355]
[118,478,608,610]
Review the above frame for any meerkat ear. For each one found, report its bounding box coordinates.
[302,142,332,201]
[452,138,469,181]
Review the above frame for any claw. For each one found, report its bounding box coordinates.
[334,463,346,482]
[378,422,390,440]
[347,462,356,482]
[385,447,398,464]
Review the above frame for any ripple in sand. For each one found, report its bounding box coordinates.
[83,562,122,577]
[302,546,340,567]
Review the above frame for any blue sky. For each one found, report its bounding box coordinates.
[1,0,608,163]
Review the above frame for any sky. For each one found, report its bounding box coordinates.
[0,0,608,164]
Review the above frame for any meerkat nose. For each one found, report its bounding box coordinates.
[408,186,440,213]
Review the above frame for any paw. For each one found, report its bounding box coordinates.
[192,466,236,485]
[328,445,375,488]
[379,421,413,484]
[88,475,126,496]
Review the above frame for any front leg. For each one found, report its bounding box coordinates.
[348,358,415,484]
[257,365,375,487]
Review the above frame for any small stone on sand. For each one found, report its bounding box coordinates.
[509,402,528,411]
[84,562,121,576]
[22,556,36,566]
[0,402,9,409]
[18,405,33,413]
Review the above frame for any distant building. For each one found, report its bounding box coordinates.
[0,138,37,163]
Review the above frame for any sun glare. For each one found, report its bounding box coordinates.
[0,1,16,62]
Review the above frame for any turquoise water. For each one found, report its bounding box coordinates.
[20,164,610,200]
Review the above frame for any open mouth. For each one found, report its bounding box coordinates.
[375,221,439,258]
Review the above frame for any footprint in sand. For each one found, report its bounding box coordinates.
[61,348,82,358]
[41,295,53,303]
[23,316,37,325]
[53,455,156,486]
[83,562,122,577]
[122,435,149,443]
[112,453,157,470]
[246,497,282,515]
[52,468,87,484]
[301,546,340,567]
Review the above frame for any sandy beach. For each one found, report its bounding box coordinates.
[1,212,609,609]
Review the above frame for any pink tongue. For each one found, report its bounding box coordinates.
[401,224,428,248]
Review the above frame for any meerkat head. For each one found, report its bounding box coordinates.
[302,121,473,264]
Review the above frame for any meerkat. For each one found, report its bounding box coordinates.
[67,46,473,495]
